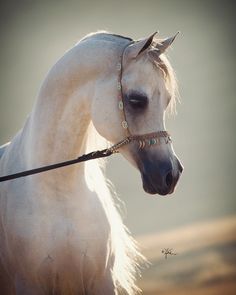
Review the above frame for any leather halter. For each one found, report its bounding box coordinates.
[107,42,171,153]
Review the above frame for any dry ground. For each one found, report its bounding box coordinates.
[137,216,236,295]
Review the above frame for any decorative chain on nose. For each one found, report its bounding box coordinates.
[130,131,172,149]
[108,131,172,153]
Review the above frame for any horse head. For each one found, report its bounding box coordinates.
[91,32,183,196]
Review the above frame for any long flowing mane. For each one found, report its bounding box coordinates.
[84,122,144,294]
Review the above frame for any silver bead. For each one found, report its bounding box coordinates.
[117,82,121,90]
[166,136,172,144]
[138,140,143,149]
[139,140,146,149]
[117,63,121,71]
[122,121,128,129]
[118,101,124,110]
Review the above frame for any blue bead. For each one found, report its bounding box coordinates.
[149,138,156,145]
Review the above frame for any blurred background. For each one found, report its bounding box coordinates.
[0,0,235,294]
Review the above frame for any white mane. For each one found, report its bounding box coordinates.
[84,121,144,294]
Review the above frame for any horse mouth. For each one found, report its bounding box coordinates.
[141,173,175,196]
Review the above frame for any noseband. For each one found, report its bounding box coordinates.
[108,43,171,153]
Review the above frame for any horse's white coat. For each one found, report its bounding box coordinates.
[0,32,178,294]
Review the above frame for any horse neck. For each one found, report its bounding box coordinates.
[21,36,128,188]
[24,45,104,184]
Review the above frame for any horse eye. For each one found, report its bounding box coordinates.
[127,93,148,110]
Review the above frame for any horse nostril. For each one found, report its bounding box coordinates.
[178,160,184,173]
[165,171,173,188]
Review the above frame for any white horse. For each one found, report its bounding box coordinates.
[0,31,183,295]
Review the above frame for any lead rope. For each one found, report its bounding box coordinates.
[0,149,113,182]
[0,41,171,182]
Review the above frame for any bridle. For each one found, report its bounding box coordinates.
[0,41,171,182]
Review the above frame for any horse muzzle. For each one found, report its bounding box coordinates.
[137,152,183,195]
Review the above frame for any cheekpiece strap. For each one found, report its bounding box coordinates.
[112,41,172,153]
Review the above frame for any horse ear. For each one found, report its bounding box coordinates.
[155,32,180,54]
[125,32,157,60]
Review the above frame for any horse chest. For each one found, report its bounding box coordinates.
[37,212,112,291]
[1,183,113,282]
